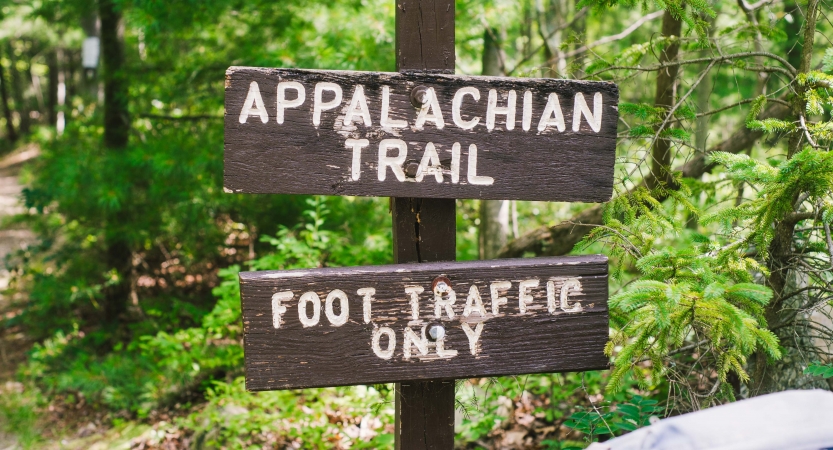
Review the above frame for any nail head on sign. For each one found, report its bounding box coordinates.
[410,85,430,108]
[427,324,445,342]
[405,161,420,178]
[432,276,452,292]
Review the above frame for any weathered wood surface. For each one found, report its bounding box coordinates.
[391,196,456,448]
[241,255,609,391]
[395,380,455,449]
[394,2,458,447]
[224,68,618,202]
[391,197,456,264]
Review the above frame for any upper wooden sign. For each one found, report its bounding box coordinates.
[224,68,618,202]
[241,255,609,391]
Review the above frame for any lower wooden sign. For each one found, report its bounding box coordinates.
[241,255,609,391]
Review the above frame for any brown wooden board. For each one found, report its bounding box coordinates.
[224,68,618,202]
[241,255,609,391]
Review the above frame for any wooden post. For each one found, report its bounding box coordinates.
[393,0,456,448]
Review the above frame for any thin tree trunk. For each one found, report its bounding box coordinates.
[8,42,31,135]
[646,11,683,190]
[47,50,58,127]
[753,0,820,395]
[537,0,571,77]
[695,11,716,153]
[100,0,131,325]
[569,8,586,78]
[0,47,17,143]
[691,12,716,230]
[100,0,128,149]
[57,49,66,134]
[479,27,510,259]
[66,49,78,102]
[781,0,804,70]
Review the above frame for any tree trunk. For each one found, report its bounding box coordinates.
[691,12,717,230]
[479,27,510,259]
[100,0,129,149]
[66,49,78,102]
[646,11,683,190]
[0,47,17,143]
[7,42,31,136]
[569,9,587,78]
[694,11,716,154]
[100,0,131,325]
[537,0,573,77]
[57,49,67,134]
[47,50,59,127]
[752,0,822,396]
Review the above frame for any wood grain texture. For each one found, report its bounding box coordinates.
[395,380,455,449]
[394,3,457,446]
[224,68,618,202]
[396,0,455,73]
[392,197,456,264]
[240,255,609,391]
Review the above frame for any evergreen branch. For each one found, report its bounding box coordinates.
[805,79,833,89]
[571,221,644,258]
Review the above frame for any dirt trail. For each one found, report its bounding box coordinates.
[0,144,38,379]
[0,145,38,450]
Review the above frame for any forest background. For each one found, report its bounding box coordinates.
[0,0,831,448]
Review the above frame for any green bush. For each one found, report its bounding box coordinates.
[17,196,391,419]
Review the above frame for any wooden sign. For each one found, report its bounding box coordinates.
[241,255,609,391]
[224,68,618,202]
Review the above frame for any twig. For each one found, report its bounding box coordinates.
[581,373,616,437]
[587,51,797,80]
[552,11,664,62]
[693,97,789,119]
[668,339,710,356]
[824,222,833,269]
[508,7,588,76]
[692,378,722,398]
[629,59,717,183]
[799,114,821,148]
[740,0,775,10]
[653,60,717,144]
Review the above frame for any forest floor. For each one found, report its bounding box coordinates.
[0,144,37,449]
